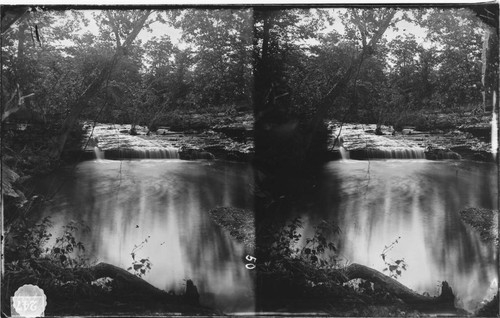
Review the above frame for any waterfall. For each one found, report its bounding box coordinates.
[339,146,350,160]
[96,147,180,160]
[334,135,350,160]
[349,147,426,160]
[94,147,104,160]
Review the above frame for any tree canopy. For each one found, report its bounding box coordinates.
[1,6,496,160]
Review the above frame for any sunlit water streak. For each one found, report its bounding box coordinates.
[492,91,498,161]
[30,158,497,313]
[492,112,497,161]
[31,159,255,312]
[301,159,497,312]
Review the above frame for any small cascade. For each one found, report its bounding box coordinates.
[349,147,426,160]
[339,146,350,160]
[334,135,350,160]
[98,147,180,160]
[94,147,105,160]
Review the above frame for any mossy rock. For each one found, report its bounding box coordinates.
[209,207,254,250]
[459,207,498,245]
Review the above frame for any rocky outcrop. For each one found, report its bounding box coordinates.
[459,207,499,245]
[459,123,491,139]
[179,147,215,160]
[328,122,494,162]
[424,147,461,160]
[82,123,253,162]
[208,207,254,250]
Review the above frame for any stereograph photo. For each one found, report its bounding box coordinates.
[1,2,498,317]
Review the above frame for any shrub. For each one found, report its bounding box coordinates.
[380,236,408,279]
[260,217,343,275]
[2,216,96,312]
[127,236,153,278]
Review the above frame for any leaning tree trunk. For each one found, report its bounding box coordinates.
[305,9,396,154]
[51,10,151,158]
[1,18,36,122]
[1,7,29,35]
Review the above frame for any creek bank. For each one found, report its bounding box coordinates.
[3,260,216,316]
[77,109,492,163]
[476,293,499,317]
[81,115,254,162]
[208,207,463,315]
[328,122,495,162]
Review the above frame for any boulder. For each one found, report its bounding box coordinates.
[424,147,461,160]
[459,207,498,245]
[179,147,215,160]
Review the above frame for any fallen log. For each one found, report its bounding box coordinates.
[88,262,200,305]
[344,263,455,311]
[88,262,166,299]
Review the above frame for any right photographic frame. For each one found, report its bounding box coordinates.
[252,4,498,316]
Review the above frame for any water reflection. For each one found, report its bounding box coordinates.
[32,159,254,312]
[31,158,497,313]
[308,160,498,312]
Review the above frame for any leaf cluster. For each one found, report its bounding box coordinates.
[380,236,408,279]
[127,236,153,278]
[261,217,343,273]
[2,216,98,308]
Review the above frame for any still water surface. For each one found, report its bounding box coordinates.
[303,159,497,312]
[32,159,497,313]
[32,159,255,312]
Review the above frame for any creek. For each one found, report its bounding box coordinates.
[300,159,497,312]
[29,159,255,313]
[28,156,497,313]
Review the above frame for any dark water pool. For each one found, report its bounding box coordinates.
[30,158,497,313]
[31,159,255,312]
[301,159,497,312]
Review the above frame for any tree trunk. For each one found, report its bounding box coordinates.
[2,18,36,121]
[51,10,151,158]
[89,262,166,298]
[344,263,456,311]
[254,11,272,115]
[1,7,29,35]
[305,9,396,154]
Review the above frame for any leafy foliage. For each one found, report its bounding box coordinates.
[1,7,493,174]
[51,220,89,267]
[260,217,343,273]
[3,216,96,307]
[127,236,153,278]
[380,236,408,279]
[302,220,341,266]
[5,216,91,268]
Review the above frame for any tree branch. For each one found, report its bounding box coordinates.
[2,84,35,122]
[52,10,151,158]
[304,8,396,155]
[106,12,122,48]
